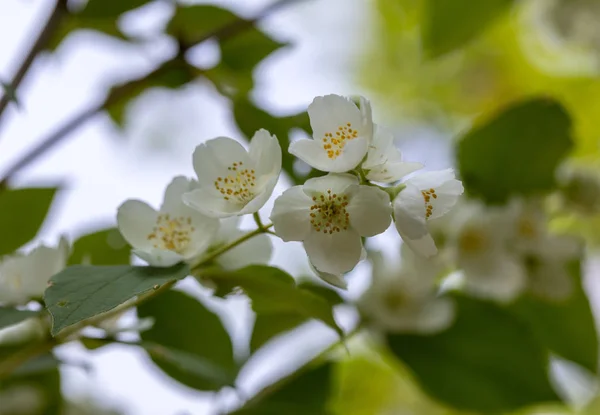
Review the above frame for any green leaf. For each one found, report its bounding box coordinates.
[206,265,343,338]
[44,264,189,336]
[457,98,573,204]
[46,16,126,51]
[388,296,559,413]
[166,5,237,45]
[423,0,515,57]
[138,290,236,390]
[0,307,39,331]
[231,362,334,415]
[509,264,598,373]
[105,59,196,127]
[250,313,307,353]
[68,228,130,265]
[0,188,57,256]
[78,0,150,18]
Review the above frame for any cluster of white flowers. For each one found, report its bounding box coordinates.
[451,198,581,302]
[115,94,464,289]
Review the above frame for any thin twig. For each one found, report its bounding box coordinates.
[0,0,67,122]
[0,0,308,187]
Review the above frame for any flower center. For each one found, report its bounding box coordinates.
[321,122,359,160]
[383,290,407,311]
[309,190,350,234]
[421,188,438,219]
[147,213,195,253]
[214,161,256,204]
[517,218,537,239]
[458,228,488,254]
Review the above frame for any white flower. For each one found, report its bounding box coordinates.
[183,130,281,218]
[0,317,46,346]
[289,94,373,173]
[117,176,219,267]
[393,169,464,258]
[0,237,69,305]
[308,247,367,289]
[452,203,526,302]
[209,216,272,270]
[271,173,391,276]
[512,201,581,300]
[359,251,454,334]
[362,127,423,183]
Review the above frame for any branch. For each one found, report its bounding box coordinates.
[0,0,309,188]
[0,0,67,122]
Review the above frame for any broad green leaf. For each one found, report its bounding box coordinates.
[45,264,189,336]
[388,296,559,413]
[509,263,598,373]
[458,99,573,204]
[205,265,343,338]
[423,0,515,57]
[46,16,126,51]
[0,188,57,256]
[250,313,306,353]
[231,362,334,415]
[105,59,196,127]
[0,307,39,331]
[138,290,236,390]
[297,281,344,306]
[68,228,130,265]
[166,5,237,46]
[78,0,150,18]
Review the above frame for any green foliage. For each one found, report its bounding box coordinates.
[0,307,39,331]
[205,265,343,339]
[68,228,130,265]
[509,266,598,373]
[231,362,334,414]
[388,296,559,412]
[138,290,236,391]
[44,264,189,335]
[458,99,573,204]
[423,0,515,57]
[76,0,150,19]
[0,187,57,256]
[166,5,237,46]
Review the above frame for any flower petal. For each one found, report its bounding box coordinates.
[302,173,358,195]
[363,126,394,169]
[366,162,424,183]
[308,94,364,140]
[117,200,159,251]
[249,129,282,177]
[309,262,348,289]
[218,233,273,270]
[463,255,526,303]
[161,176,197,214]
[394,184,427,229]
[133,248,183,267]
[180,212,219,260]
[183,189,242,218]
[270,186,313,241]
[407,168,457,189]
[290,137,369,173]
[304,229,363,275]
[192,137,251,188]
[359,96,374,139]
[346,186,391,236]
[238,173,278,215]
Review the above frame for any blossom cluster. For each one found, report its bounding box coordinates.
[113,94,463,288]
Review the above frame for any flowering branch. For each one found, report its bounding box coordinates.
[0,0,67,123]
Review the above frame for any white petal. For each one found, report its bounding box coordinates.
[133,248,183,267]
[160,176,196,214]
[214,217,242,244]
[218,233,272,270]
[249,129,282,177]
[182,189,242,218]
[401,232,438,258]
[366,162,424,183]
[359,96,374,139]
[238,173,278,215]
[346,186,391,236]
[289,136,368,173]
[394,184,427,229]
[117,200,159,251]
[309,262,348,289]
[363,126,394,169]
[304,229,363,275]
[180,213,219,260]
[270,186,313,241]
[308,94,364,139]
[405,297,455,334]
[428,178,464,221]
[463,255,526,303]
[302,173,358,195]
[406,168,457,189]
[192,137,253,191]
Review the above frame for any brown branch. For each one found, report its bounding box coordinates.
[0,0,67,122]
[0,0,309,188]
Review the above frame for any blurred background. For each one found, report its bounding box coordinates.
[2,0,600,414]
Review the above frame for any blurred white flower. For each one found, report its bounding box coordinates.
[271,173,391,277]
[209,216,272,270]
[359,251,454,334]
[393,169,464,258]
[308,247,367,289]
[117,176,219,267]
[362,127,423,183]
[183,130,281,218]
[512,201,581,300]
[0,317,46,346]
[452,203,526,302]
[0,237,69,305]
[289,94,373,173]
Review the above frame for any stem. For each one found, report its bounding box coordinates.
[0,0,67,122]
[253,212,267,230]
[0,0,309,187]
